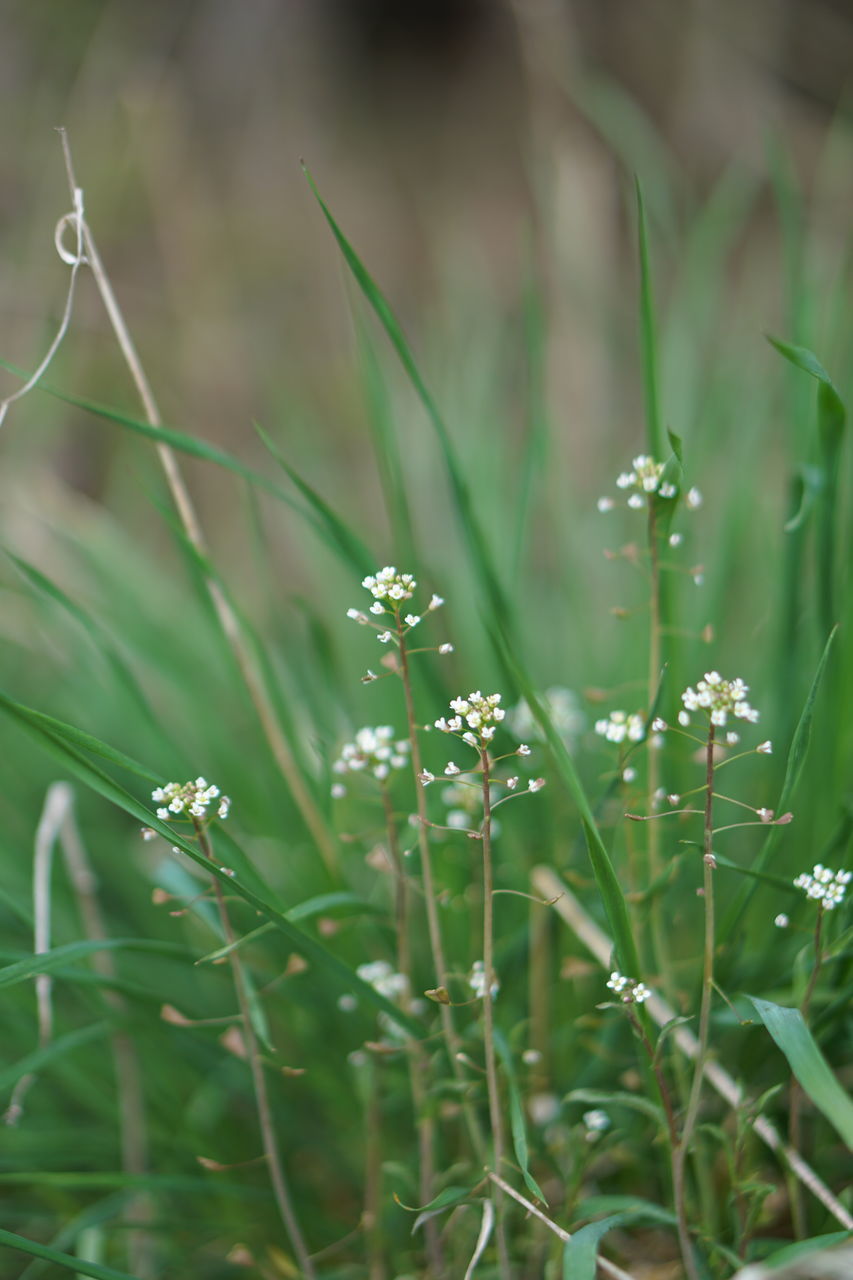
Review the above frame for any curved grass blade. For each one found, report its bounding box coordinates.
[463,1198,494,1280]
[0,1023,108,1092]
[0,689,423,1040]
[304,168,516,643]
[768,338,847,637]
[0,1228,138,1280]
[254,420,375,576]
[747,996,853,1148]
[200,892,387,963]
[0,940,186,991]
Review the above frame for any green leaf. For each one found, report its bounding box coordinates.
[396,1184,476,1233]
[494,1030,546,1204]
[747,996,853,1147]
[563,1214,623,1280]
[759,1232,852,1269]
[0,1228,138,1280]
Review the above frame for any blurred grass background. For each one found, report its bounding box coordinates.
[0,2,851,1276]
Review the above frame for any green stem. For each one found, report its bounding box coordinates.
[396,613,487,1165]
[673,724,717,1280]
[196,825,315,1278]
[480,748,511,1280]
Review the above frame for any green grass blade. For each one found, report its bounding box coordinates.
[0,1023,109,1091]
[0,689,423,1039]
[0,940,186,990]
[353,308,418,565]
[253,421,375,575]
[304,168,516,641]
[768,338,847,636]
[720,625,837,937]
[498,641,640,977]
[0,1230,138,1280]
[747,996,853,1148]
[511,267,550,580]
[494,1029,546,1204]
[636,180,665,461]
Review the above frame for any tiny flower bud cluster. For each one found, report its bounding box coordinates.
[595,711,645,744]
[435,691,506,745]
[583,1109,611,1141]
[152,778,230,823]
[333,726,410,783]
[679,672,759,728]
[606,971,651,1004]
[469,959,499,1001]
[598,455,701,513]
[362,566,416,603]
[793,865,850,910]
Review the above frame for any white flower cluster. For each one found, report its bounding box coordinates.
[597,454,702,514]
[332,726,410,787]
[362,566,416,603]
[793,865,850,910]
[356,959,410,1001]
[678,672,759,728]
[435,691,506,746]
[468,959,499,1001]
[152,778,230,823]
[595,711,645,744]
[606,971,651,1004]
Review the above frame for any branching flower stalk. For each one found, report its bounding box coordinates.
[349,569,486,1164]
[151,779,315,1278]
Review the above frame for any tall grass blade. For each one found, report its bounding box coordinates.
[747,996,853,1148]
[304,168,516,641]
[636,180,665,461]
[0,1230,137,1280]
[0,1023,108,1091]
[494,1029,546,1203]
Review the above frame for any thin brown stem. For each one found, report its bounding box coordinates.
[480,749,511,1280]
[196,825,315,1278]
[57,130,338,877]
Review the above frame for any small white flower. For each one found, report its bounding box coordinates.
[506,776,519,790]
[156,807,169,820]
[517,744,531,756]
[678,710,690,726]
[692,572,704,586]
[757,740,772,754]
[528,777,546,793]
[419,770,435,785]
[658,482,676,499]
[652,717,667,732]
[330,783,346,799]
[439,642,454,654]
[774,914,789,929]
[669,532,683,547]
[793,865,850,910]
[140,827,157,841]
[522,1048,542,1065]
[597,496,615,512]
[528,1092,560,1126]
[338,994,358,1013]
[627,493,644,510]
[622,766,637,783]
[369,601,385,615]
[404,614,421,628]
[583,1108,610,1133]
[377,631,392,644]
[445,762,461,776]
[726,732,740,746]
[346,608,368,623]
[428,594,444,610]
[757,808,774,823]
[468,960,499,1001]
[685,487,703,509]
[667,794,681,806]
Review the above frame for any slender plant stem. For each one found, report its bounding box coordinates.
[196,825,316,1278]
[789,907,825,1237]
[364,1059,386,1280]
[673,724,717,1280]
[57,130,338,876]
[395,614,486,1164]
[480,749,511,1280]
[379,784,443,1275]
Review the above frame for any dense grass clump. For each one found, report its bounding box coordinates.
[0,139,850,1280]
